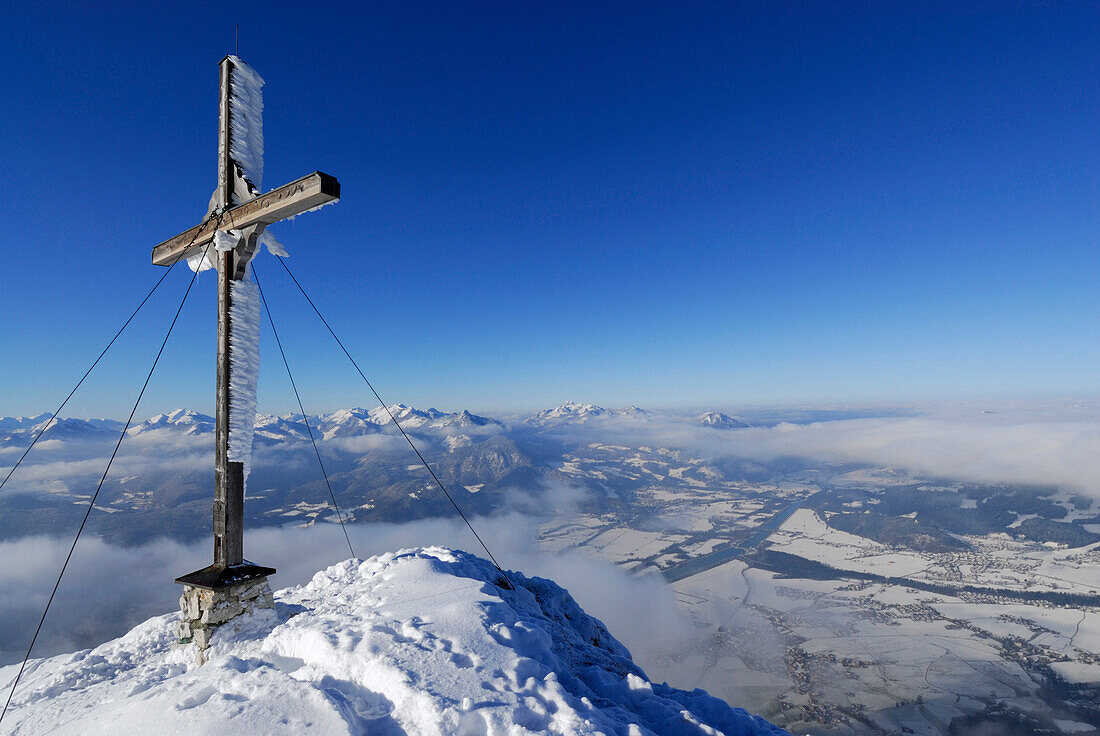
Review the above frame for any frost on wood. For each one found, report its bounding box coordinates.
[228,278,261,484]
[228,55,264,199]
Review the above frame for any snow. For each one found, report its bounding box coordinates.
[0,413,50,430]
[369,403,446,427]
[228,278,261,484]
[1056,719,1096,733]
[0,548,787,736]
[1050,661,1100,684]
[227,56,264,197]
[213,229,243,252]
[186,247,215,272]
[128,409,214,436]
[530,403,610,422]
[697,412,748,429]
[529,404,659,425]
[355,404,500,433]
[259,229,289,257]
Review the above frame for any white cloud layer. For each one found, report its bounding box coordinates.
[559,402,1100,495]
[0,514,691,689]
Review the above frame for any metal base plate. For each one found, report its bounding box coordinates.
[174,562,276,590]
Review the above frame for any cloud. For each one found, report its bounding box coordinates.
[0,514,692,687]
[321,433,408,454]
[6,400,1100,690]
[735,416,1100,492]
[550,403,1100,495]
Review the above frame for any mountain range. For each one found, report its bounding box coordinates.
[0,403,751,546]
[0,402,750,448]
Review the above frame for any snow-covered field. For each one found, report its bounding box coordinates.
[660,558,1087,735]
[769,508,1100,595]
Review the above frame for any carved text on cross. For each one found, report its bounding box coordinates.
[151,170,339,274]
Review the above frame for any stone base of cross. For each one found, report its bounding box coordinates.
[176,577,275,665]
[154,56,340,662]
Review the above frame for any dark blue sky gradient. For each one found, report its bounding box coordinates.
[1,2,1097,417]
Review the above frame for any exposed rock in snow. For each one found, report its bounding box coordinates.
[437,409,501,430]
[0,548,788,736]
[445,434,473,451]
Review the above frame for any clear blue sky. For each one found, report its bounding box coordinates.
[1,1,1097,418]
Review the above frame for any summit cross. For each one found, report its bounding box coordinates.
[152,56,340,658]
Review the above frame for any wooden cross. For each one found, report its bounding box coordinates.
[158,56,340,591]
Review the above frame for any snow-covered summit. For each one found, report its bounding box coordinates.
[318,407,383,439]
[128,409,215,436]
[698,411,749,429]
[367,402,445,426]
[253,413,312,443]
[362,404,502,432]
[0,548,787,736]
[0,415,121,447]
[0,412,51,431]
[530,402,611,422]
[28,416,123,439]
[529,403,653,424]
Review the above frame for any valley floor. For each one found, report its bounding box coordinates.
[538,465,1100,735]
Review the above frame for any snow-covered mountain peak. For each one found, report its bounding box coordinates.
[361,404,500,432]
[252,413,311,443]
[527,402,654,424]
[128,409,215,436]
[367,403,444,426]
[324,407,368,423]
[0,548,787,735]
[0,412,51,431]
[698,411,749,429]
[159,409,210,425]
[317,407,380,440]
[27,415,123,438]
[530,401,610,422]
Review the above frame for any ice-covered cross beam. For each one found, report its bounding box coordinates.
[150,170,340,273]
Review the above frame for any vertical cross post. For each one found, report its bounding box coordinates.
[162,55,340,660]
[214,56,244,568]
